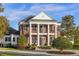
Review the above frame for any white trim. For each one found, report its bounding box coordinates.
[30,21,60,25]
[55,25,57,38]
[31,12,53,20]
[37,24,40,46]
[29,23,32,45]
[47,24,50,46]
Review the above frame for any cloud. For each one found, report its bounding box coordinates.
[2,10,35,21]
[2,4,67,21]
[30,4,65,12]
[1,3,79,30]
[1,3,79,23]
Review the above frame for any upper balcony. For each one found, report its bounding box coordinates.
[31,24,55,33]
[40,25,48,33]
[32,24,37,33]
[49,25,55,33]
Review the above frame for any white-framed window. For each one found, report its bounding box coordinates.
[5,37,11,42]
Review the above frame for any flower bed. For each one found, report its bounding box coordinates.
[38,46,51,49]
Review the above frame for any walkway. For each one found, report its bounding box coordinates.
[0,50,53,56]
[0,48,78,56]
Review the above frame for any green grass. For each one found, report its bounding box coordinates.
[0,47,16,50]
[0,53,16,56]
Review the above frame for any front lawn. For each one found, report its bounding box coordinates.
[0,53,16,56]
[0,47,16,50]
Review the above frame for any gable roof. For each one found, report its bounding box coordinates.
[19,12,58,24]
[31,12,52,20]
[19,16,35,23]
[5,27,19,35]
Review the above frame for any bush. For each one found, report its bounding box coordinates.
[52,36,72,53]
[6,43,12,48]
[38,46,51,49]
[25,44,36,50]
[29,44,36,50]
[73,44,79,50]
[74,38,79,45]
[18,35,28,49]
[73,38,79,49]
[11,45,18,48]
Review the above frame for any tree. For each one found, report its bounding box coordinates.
[0,16,9,38]
[61,15,75,41]
[0,4,9,38]
[18,35,28,49]
[52,36,72,53]
[0,4,4,12]
[74,38,79,45]
[74,26,79,45]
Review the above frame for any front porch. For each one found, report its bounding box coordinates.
[29,35,54,46]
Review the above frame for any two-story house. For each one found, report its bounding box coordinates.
[19,12,61,46]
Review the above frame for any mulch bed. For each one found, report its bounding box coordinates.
[47,51,76,55]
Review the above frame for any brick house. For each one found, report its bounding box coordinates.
[19,12,61,46]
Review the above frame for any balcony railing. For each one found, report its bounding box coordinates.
[50,30,55,33]
[40,29,47,33]
[32,28,37,33]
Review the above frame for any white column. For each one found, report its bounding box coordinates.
[55,24,57,38]
[47,24,50,46]
[11,34,13,45]
[37,24,40,46]
[30,23,32,45]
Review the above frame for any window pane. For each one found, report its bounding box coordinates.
[13,37,15,42]
[5,37,7,41]
[8,37,11,41]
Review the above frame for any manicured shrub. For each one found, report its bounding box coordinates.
[6,43,12,48]
[18,35,28,49]
[52,36,72,53]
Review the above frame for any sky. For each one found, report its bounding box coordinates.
[1,3,79,30]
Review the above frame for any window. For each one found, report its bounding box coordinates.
[5,37,11,41]
[8,37,11,41]
[50,25,55,33]
[32,36,37,44]
[57,26,61,32]
[32,24,37,33]
[13,37,15,42]
[5,37,7,41]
